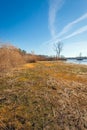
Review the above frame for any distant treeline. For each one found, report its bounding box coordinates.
[67,57,87,60]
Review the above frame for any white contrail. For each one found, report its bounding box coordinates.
[50,25,87,43]
[58,13,87,37]
[48,0,64,38]
[42,24,87,46]
[45,12,87,45]
[62,25,87,40]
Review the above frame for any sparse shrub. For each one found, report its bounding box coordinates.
[24,54,37,63]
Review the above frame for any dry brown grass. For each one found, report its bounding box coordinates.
[0,61,87,130]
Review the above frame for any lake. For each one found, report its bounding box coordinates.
[66,59,87,65]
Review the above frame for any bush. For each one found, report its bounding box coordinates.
[0,44,25,72]
[23,54,37,63]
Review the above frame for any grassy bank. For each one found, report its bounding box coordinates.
[0,61,87,130]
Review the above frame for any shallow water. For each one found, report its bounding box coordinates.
[66,59,87,65]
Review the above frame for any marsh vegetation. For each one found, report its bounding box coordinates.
[0,60,87,130]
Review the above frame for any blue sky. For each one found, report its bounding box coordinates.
[0,0,87,57]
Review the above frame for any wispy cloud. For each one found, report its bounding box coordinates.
[43,25,87,46]
[62,25,87,40]
[48,0,64,38]
[44,12,87,45]
[58,13,87,37]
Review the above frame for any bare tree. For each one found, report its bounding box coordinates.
[54,41,63,58]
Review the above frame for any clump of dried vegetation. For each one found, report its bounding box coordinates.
[0,60,87,130]
[0,44,25,72]
[23,54,38,63]
[0,44,40,72]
